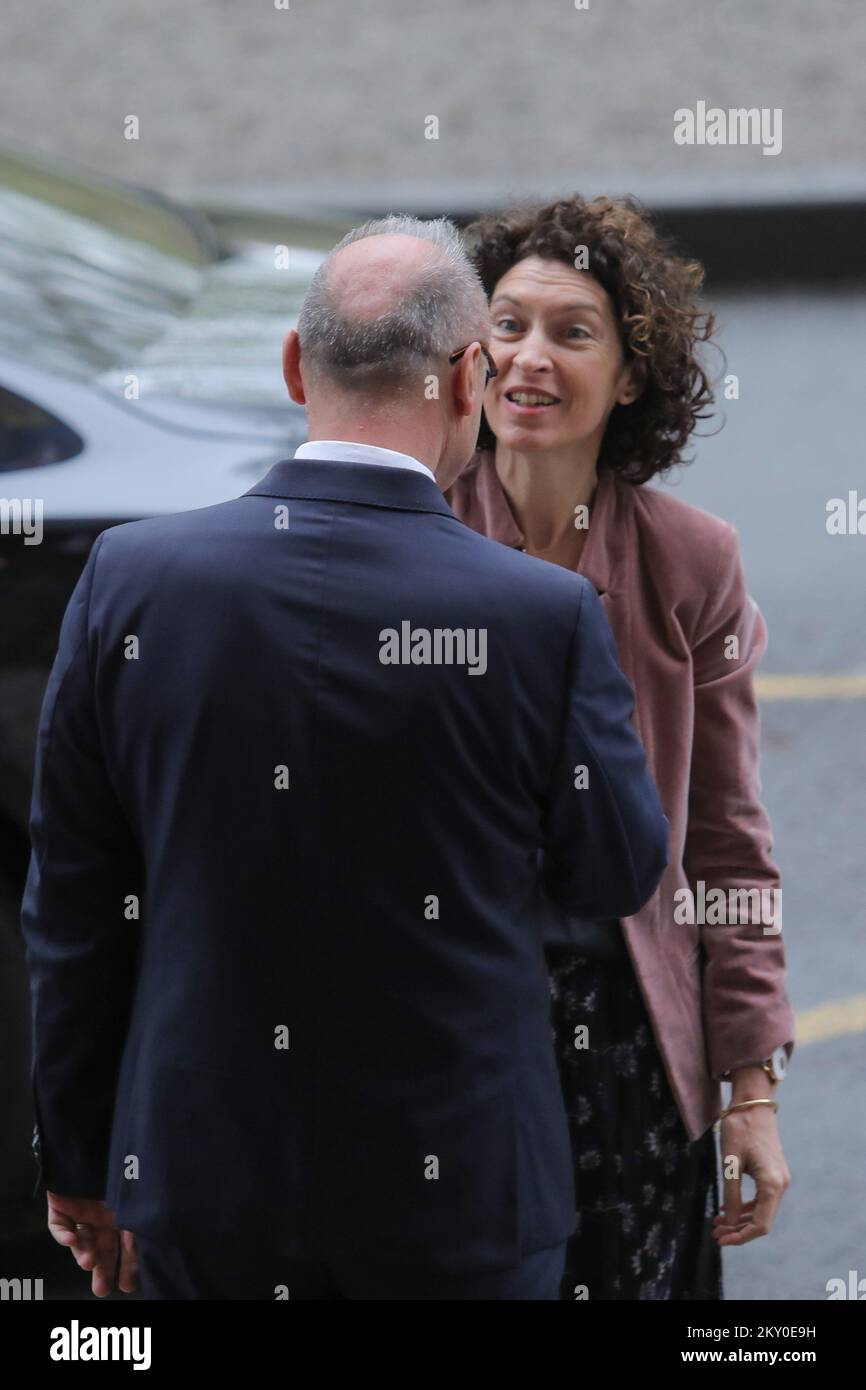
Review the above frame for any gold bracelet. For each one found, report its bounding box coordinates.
[719,1098,779,1121]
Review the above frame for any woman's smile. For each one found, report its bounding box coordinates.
[501,385,562,416]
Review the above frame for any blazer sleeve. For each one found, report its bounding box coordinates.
[20,531,143,1200]
[682,522,795,1079]
[541,579,669,920]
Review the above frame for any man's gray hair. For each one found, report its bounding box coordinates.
[297,214,490,392]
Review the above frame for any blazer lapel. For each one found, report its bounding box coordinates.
[576,474,644,746]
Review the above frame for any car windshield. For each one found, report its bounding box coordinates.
[0,150,325,406]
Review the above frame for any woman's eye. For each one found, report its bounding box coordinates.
[493,318,520,333]
[566,325,591,339]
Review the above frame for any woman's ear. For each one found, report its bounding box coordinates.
[617,358,646,406]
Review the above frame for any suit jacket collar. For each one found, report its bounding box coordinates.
[243,457,457,520]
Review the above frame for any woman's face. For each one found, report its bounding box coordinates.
[483,254,639,456]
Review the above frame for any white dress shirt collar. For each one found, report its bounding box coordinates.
[293,439,436,483]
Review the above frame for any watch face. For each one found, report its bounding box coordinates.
[770,1045,788,1081]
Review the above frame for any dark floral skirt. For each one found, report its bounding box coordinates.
[546,946,723,1301]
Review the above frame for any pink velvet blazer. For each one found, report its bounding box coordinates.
[446,449,795,1141]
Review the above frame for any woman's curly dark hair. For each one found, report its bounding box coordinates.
[463,194,718,484]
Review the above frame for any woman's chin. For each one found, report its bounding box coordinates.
[493,421,572,452]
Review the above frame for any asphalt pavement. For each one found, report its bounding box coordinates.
[661,284,866,1301]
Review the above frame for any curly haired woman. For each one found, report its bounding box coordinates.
[445,195,795,1301]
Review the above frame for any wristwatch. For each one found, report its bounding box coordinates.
[762,1046,788,1083]
[723,1045,788,1084]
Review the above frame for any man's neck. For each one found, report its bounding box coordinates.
[306,427,439,475]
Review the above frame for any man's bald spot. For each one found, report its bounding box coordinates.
[327,233,452,322]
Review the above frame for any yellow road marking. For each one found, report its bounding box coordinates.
[757,674,866,699]
[795,993,866,1046]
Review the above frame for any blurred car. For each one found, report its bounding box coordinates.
[0,147,349,1215]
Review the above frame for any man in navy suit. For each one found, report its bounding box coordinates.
[21,215,667,1300]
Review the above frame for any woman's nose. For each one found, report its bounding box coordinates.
[512,335,554,373]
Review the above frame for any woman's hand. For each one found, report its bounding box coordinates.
[712,1067,791,1246]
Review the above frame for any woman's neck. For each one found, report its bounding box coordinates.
[494,442,600,557]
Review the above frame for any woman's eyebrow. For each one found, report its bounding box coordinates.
[557,301,603,317]
[491,294,602,317]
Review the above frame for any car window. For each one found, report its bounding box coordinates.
[0,385,83,470]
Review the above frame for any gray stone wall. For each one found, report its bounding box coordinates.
[0,0,862,206]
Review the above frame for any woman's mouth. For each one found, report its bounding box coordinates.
[503,389,561,415]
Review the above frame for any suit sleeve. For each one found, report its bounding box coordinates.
[541,579,669,919]
[20,531,143,1200]
[682,524,795,1079]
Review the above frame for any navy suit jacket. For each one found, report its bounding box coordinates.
[21,457,667,1275]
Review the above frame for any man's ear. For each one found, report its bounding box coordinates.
[453,343,484,418]
[616,356,645,407]
[283,330,307,405]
